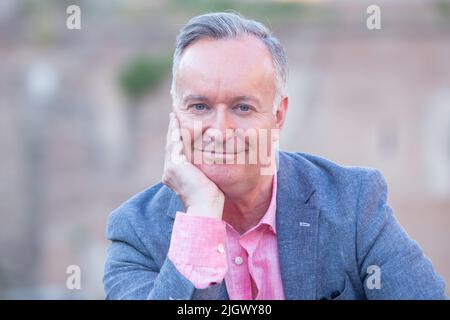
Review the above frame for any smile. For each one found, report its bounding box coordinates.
[193,149,247,155]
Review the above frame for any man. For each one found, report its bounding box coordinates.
[103,12,447,300]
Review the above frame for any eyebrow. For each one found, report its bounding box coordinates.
[181,94,261,105]
[232,95,261,105]
[182,94,209,104]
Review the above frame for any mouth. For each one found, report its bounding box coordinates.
[193,148,247,155]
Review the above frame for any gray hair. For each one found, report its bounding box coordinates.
[170,12,288,112]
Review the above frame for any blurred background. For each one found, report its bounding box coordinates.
[0,0,449,299]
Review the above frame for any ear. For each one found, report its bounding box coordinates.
[275,96,289,131]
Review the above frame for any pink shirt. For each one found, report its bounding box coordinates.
[168,175,285,300]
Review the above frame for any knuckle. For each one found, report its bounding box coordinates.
[161,174,172,187]
[165,164,176,176]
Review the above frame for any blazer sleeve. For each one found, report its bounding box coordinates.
[103,208,223,300]
[356,169,447,299]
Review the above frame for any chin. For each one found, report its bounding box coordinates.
[196,163,249,189]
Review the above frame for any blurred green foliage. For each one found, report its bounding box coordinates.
[168,0,308,22]
[167,0,338,28]
[435,0,450,18]
[118,55,172,103]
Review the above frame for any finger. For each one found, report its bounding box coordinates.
[171,117,186,164]
[166,112,187,163]
[165,112,174,144]
[172,112,181,132]
[171,140,185,164]
[170,112,184,142]
[165,112,177,160]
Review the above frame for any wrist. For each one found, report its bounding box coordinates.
[186,192,224,219]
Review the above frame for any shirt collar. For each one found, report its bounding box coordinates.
[259,173,278,234]
[225,174,278,236]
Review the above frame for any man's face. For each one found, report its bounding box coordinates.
[172,35,287,188]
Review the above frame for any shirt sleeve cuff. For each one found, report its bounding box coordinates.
[168,212,228,288]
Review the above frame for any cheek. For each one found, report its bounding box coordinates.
[234,112,275,128]
[234,116,275,137]
[178,123,203,154]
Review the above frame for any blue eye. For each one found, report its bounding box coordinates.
[190,104,208,112]
[194,104,205,110]
[235,104,251,113]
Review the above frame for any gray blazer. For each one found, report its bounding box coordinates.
[103,151,447,299]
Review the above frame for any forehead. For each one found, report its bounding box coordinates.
[176,35,276,101]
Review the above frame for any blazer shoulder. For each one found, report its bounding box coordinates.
[280,151,388,213]
[283,151,386,190]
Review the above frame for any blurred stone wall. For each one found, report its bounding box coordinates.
[0,0,448,298]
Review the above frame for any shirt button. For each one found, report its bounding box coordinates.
[234,256,243,265]
[217,243,225,254]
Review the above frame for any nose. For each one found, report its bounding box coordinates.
[205,105,235,140]
[202,105,238,151]
[215,105,236,132]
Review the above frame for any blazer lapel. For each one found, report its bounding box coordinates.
[276,152,320,300]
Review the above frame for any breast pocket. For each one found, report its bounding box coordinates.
[320,275,356,300]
